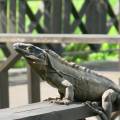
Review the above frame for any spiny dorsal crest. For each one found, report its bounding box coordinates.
[46,49,96,74]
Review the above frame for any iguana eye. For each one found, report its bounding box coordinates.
[26,46,30,51]
[26,46,33,52]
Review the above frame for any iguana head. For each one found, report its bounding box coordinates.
[13,43,47,65]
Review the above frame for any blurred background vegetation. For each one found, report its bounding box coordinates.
[1,0,119,68]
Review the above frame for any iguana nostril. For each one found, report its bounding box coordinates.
[13,43,20,49]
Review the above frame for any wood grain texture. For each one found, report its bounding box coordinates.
[0,34,120,43]
[0,102,119,120]
[0,102,96,120]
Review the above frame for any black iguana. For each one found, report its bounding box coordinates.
[13,43,120,120]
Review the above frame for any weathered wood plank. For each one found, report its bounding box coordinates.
[86,0,107,33]
[9,0,16,33]
[0,0,6,33]
[18,0,26,33]
[0,102,96,120]
[0,51,20,108]
[62,0,71,33]
[50,0,62,33]
[0,72,9,108]
[0,102,119,120]
[0,1,10,109]
[44,0,51,33]
[0,34,120,43]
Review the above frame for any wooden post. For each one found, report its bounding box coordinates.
[86,0,107,51]
[50,0,62,33]
[44,0,51,33]
[0,0,9,108]
[27,65,40,103]
[0,0,6,33]
[0,0,11,57]
[0,71,9,108]
[18,0,26,33]
[9,0,16,33]
[86,0,107,33]
[62,0,71,33]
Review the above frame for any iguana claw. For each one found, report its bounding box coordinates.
[43,97,61,103]
[55,99,71,105]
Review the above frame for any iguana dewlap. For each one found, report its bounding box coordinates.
[13,43,120,120]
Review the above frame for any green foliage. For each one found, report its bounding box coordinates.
[64,43,90,63]
[0,49,5,60]
[13,58,27,68]
[88,43,119,61]
[64,43,119,63]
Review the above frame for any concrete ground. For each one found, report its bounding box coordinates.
[8,69,120,119]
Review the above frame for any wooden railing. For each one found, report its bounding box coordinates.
[0,34,120,43]
[0,102,119,120]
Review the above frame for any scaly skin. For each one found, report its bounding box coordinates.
[13,43,120,120]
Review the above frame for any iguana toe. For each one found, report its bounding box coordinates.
[43,97,61,103]
[55,99,72,105]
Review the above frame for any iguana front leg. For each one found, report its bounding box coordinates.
[56,79,74,105]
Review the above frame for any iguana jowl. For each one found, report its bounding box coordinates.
[13,43,120,120]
